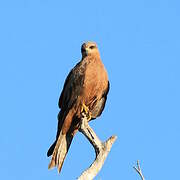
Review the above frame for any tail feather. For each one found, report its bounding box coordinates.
[47,141,56,157]
[48,132,73,173]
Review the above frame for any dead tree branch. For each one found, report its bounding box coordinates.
[77,113,117,180]
[133,160,145,180]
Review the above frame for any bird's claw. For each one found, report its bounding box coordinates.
[81,103,92,121]
[81,103,90,114]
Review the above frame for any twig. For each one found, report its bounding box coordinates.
[133,160,145,180]
[77,113,117,180]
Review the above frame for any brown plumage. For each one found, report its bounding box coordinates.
[47,41,109,173]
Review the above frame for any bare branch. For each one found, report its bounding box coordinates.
[77,113,117,180]
[133,160,145,180]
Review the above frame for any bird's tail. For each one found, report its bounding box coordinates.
[48,131,73,173]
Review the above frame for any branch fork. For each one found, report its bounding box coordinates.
[78,112,117,180]
[133,160,145,180]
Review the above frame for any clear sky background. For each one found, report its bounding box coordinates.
[0,0,180,179]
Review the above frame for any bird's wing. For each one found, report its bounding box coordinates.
[91,81,110,118]
[58,70,72,109]
[58,61,84,111]
[47,61,84,157]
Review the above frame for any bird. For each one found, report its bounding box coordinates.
[47,41,110,173]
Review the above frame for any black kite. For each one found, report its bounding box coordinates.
[47,42,109,173]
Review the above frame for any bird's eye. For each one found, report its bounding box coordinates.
[89,45,95,49]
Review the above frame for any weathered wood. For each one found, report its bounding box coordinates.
[133,160,145,180]
[78,113,117,180]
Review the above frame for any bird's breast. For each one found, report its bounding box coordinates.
[80,59,108,104]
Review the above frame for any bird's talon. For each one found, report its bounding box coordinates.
[81,103,89,114]
[87,113,92,121]
[81,103,92,121]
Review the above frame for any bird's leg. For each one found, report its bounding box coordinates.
[81,103,92,121]
[81,103,89,114]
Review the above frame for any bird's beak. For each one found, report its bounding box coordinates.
[85,48,89,54]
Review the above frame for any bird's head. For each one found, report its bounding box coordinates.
[81,41,100,58]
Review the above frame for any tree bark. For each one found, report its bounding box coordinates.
[77,113,117,180]
[133,160,145,180]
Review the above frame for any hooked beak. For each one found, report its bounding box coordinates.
[81,47,89,57]
[85,48,89,54]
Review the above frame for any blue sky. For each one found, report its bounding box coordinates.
[0,0,180,179]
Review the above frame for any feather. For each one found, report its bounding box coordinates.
[48,131,73,173]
